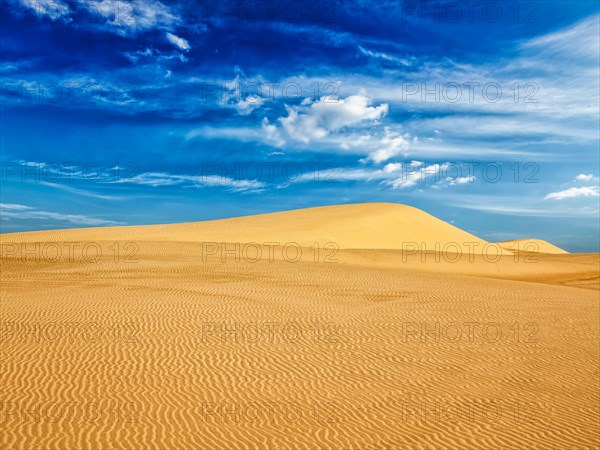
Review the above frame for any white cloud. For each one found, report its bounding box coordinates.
[358,46,413,67]
[117,171,265,193]
[76,0,179,36]
[340,134,372,150]
[317,161,446,190]
[0,203,33,211]
[316,15,600,163]
[39,181,123,200]
[18,0,70,21]
[452,201,597,217]
[407,115,598,142]
[362,127,410,163]
[290,160,479,193]
[216,66,267,115]
[123,47,187,64]
[232,95,264,116]
[261,118,286,147]
[575,173,594,181]
[166,32,190,51]
[0,204,122,226]
[185,125,262,142]
[447,176,476,185]
[263,94,388,146]
[387,163,443,189]
[545,186,600,200]
[522,14,600,62]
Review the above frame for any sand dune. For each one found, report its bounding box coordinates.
[496,238,569,254]
[1,203,489,250]
[1,203,598,450]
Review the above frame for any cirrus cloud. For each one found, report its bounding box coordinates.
[166,32,190,51]
[544,186,600,200]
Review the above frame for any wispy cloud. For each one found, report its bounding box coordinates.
[545,186,600,200]
[0,203,123,226]
[358,46,413,67]
[166,32,190,51]
[360,127,410,163]
[116,172,266,193]
[76,0,180,36]
[39,181,124,200]
[302,161,478,191]
[0,203,33,211]
[447,195,599,218]
[522,14,600,62]
[18,0,70,21]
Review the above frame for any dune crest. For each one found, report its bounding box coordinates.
[2,202,493,251]
[496,239,569,254]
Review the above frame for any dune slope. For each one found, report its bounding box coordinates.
[1,202,491,250]
[497,238,569,254]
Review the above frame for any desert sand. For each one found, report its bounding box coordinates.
[1,203,598,449]
[497,239,569,255]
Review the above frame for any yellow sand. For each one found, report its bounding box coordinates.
[0,203,489,250]
[497,238,569,254]
[1,203,598,450]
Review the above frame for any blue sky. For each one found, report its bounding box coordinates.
[1,0,599,252]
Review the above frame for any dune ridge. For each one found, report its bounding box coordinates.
[497,238,569,254]
[1,203,570,256]
[2,202,501,251]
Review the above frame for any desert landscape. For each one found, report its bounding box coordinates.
[1,202,598,449]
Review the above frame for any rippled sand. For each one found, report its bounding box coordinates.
[1,203,598,449]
